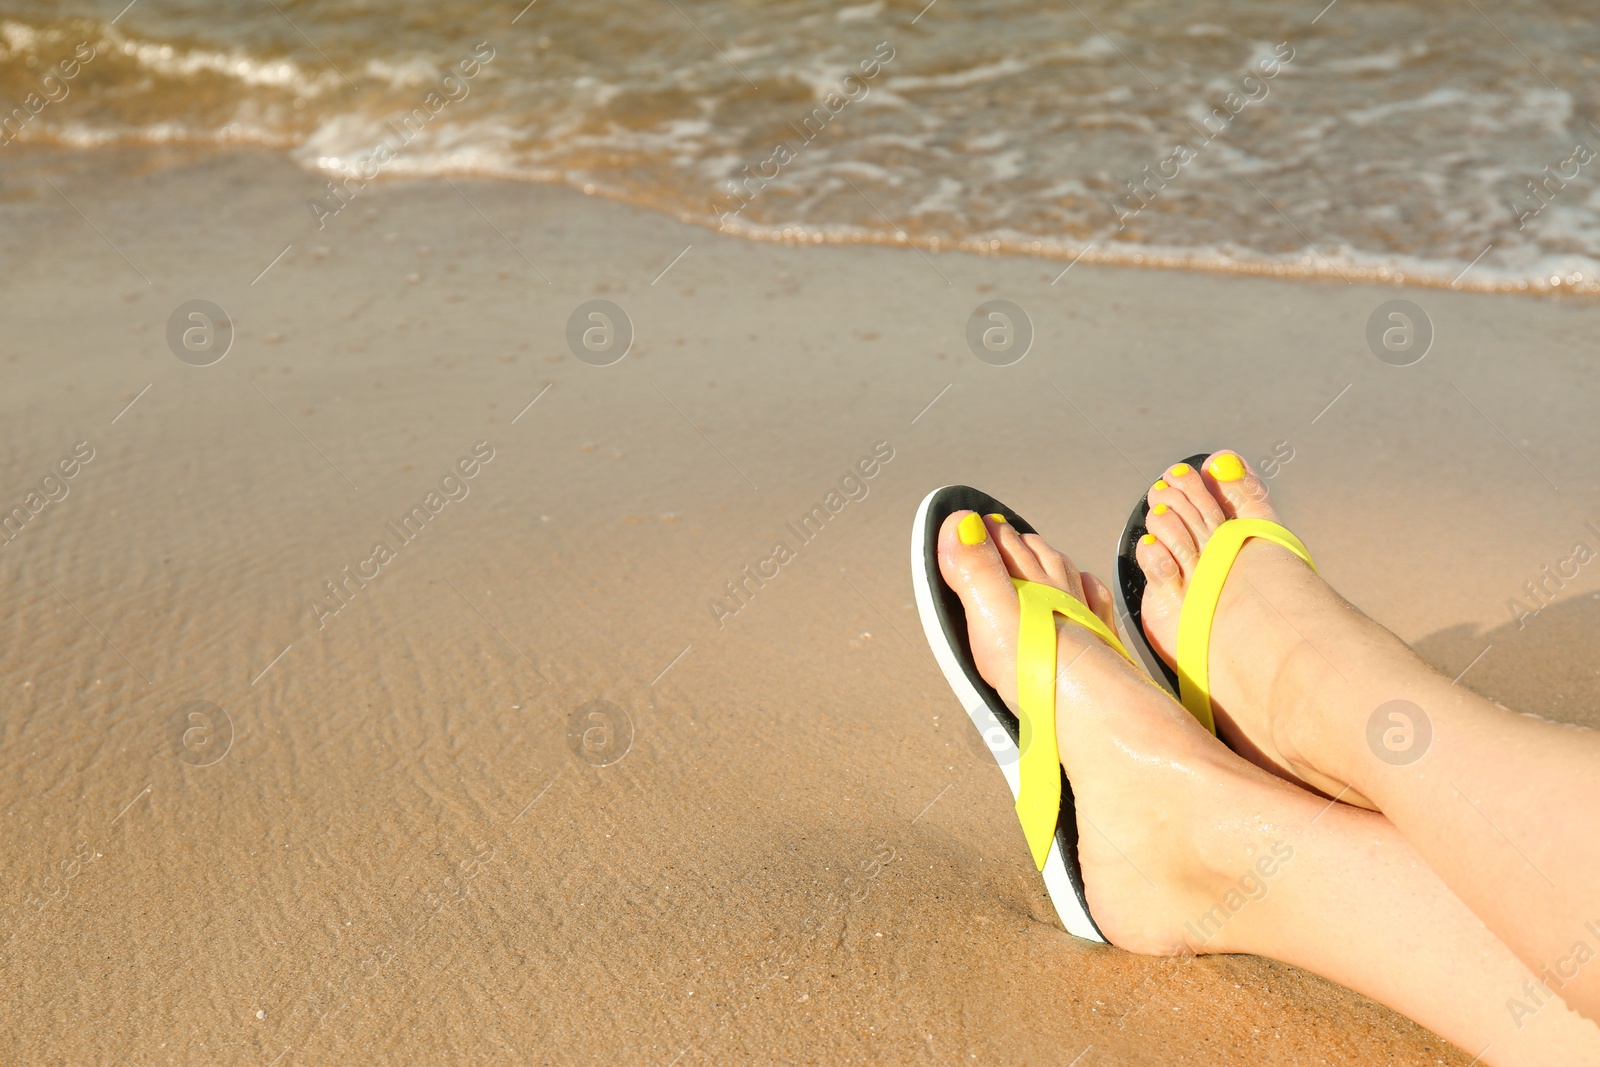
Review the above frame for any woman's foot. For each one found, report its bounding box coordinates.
[936,509,1328,955]
[1132,452,1428,808]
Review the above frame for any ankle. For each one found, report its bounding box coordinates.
[1173,778,1314,955]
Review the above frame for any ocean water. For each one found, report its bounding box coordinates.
[2,0,1597,293]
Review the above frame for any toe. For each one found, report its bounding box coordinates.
[1201,451,1280,523]
[1157,461,1228,538]
[990,516,1054,588]
[1028,535,1073,589]
[1080,570,1117,632]
[937,511,1022,704]
[1145,501,1202,579]
[1135,532,1184,666]
[1136,530,1183,591]
[983,509,1089,603]
[1146,479,1210,548]
[1022,533,1087,602]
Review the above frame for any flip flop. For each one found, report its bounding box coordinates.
[912,485,1135,942]
[1113,452,1316,734]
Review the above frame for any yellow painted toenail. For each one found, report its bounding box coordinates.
[1151,503,1169,516]
[1169,463,1192,478]
[986,513,1008,524]
[1152,479,1169,491]
[1140,533,1157,545]
[1209,453,1247,481]
[958,512,988,545]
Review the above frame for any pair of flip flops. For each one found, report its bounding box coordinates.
[909,454,1315,942]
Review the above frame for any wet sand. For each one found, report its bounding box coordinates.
[2,145,1598,1065]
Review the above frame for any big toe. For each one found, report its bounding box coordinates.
[1201,450,1279,522]
[937,511,1022,705]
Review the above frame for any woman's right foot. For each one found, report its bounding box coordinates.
[1133,451,1438,809]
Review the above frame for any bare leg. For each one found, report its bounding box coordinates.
[1135,454,1600,1023]
[936,510,1600,1065]
[1209,796,1600,1065]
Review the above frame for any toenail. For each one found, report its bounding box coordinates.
[986,513,1008,524]
[1152,479,1169,491]
[1151,503,1169,516]
[1169,463,1192,477]
[957,513,988,545]
[1140,533,1157,545]
[1209,453,1246,481]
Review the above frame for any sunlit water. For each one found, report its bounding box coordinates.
[3,0,1598,293]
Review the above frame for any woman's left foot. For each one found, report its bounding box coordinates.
[1134,452,1393,806]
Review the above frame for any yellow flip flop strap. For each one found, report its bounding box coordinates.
[1175,518,1315,735]
[1011,577,1134,871]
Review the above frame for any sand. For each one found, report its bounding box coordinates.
[2,144,1598,1065]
